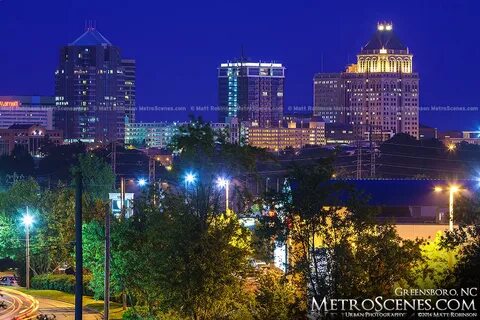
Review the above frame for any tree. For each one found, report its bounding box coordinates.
[257,159,423,302]
[0,145,35,180]
[441,225,480,288]
[72,153,115,201]
[252,269,303,320]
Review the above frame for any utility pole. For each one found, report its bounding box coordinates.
[120,177,126,219]
[104,202,111,320]
[148,156,155,183]
[369,123,376,178]
[25,206,30,290]
[356,138,362,179]
[111,141,116,177]
[119,176,127,310]
[75,171,83,320]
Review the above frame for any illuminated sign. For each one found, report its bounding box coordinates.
[0,100,20,107]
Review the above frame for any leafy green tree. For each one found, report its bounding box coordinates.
[252,269,304,320]
[72,153,115,201]
[441,225,480,288]
[412,231,457,289]
[257,160,423,301]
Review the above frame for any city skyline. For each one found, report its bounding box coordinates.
[0,0,479,130]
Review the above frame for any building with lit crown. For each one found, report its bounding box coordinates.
[314,22,419,140]
[218,61,285,127]
[54,26,134,143]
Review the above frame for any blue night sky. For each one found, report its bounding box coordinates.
[0,0,479,131]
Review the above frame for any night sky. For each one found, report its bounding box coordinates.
[0,0,479,131]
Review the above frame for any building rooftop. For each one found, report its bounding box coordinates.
[362,23,407,52]
[70,28,112,46]
[8,124,39,130]
[220,62,283,68]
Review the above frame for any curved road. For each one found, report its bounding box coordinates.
[0,287,39,319]
[0,288,101,320]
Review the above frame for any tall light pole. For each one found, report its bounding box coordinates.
[184,172,197,190]
[216,177,230,212]
[434,185,460,231]
[22,208,33,290]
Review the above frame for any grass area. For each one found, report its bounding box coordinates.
[13,287,125,319]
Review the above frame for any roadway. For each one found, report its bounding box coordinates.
[0,287,38,319]
[0,287,101,319]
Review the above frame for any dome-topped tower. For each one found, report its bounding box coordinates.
[349,22,413,74]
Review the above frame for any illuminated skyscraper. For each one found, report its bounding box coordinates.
[314,22,419,139]
[54,26,126,143]
[218,61,285,127]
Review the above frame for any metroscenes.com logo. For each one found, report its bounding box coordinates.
[309,287,477,318]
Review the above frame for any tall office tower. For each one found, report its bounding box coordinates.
[313,73,345,123]
[55,26,125,143]
[314,22,419,139]
[218,61,285,127]
[121,59,136,124]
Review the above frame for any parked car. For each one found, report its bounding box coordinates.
[0,276,19,286]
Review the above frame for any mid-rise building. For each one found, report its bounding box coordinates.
[121,59,136,124]
[125,122,230,149]
[54,26,129,143]
[0,96,55,129]
[441,131,480,146]
[244,117,326,151]
[314,22,419,140]
[218,61,285,127]
[0,124,63,156]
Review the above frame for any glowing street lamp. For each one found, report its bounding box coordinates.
[447,143,456,152]
[22,208,34,290]
[216,177,230,212]
[138,178,147,187]
[184,172,197,189]
[434,184,461,231]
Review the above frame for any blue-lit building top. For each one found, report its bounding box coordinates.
[218,61,285,127]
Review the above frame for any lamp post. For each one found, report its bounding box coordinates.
[216,177,230,212]
[138,178,147,187]
[184,172,197,189]
[22,208,34,290]
[434,185,460,231]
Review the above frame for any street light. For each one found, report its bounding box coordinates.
[138,178,147,187]
[216,177,230,212]
[22,208,34,290]
[447,143,456,152]
[434,184,461,231]
[184,172,197,189]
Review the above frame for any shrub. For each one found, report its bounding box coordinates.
[31,274,93,295]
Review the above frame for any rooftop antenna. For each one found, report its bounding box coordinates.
[320,52,324,72]
[240,44,246,63]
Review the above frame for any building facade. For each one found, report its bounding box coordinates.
[0,124,63,156]
[314,23,419,140]
[244,117,326,151]
[442,131,480,146]
[54,26,130,143]
[121,59,136,124]
[125,122,230,149]
[0,96,55,129]
[218,61,285,127]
